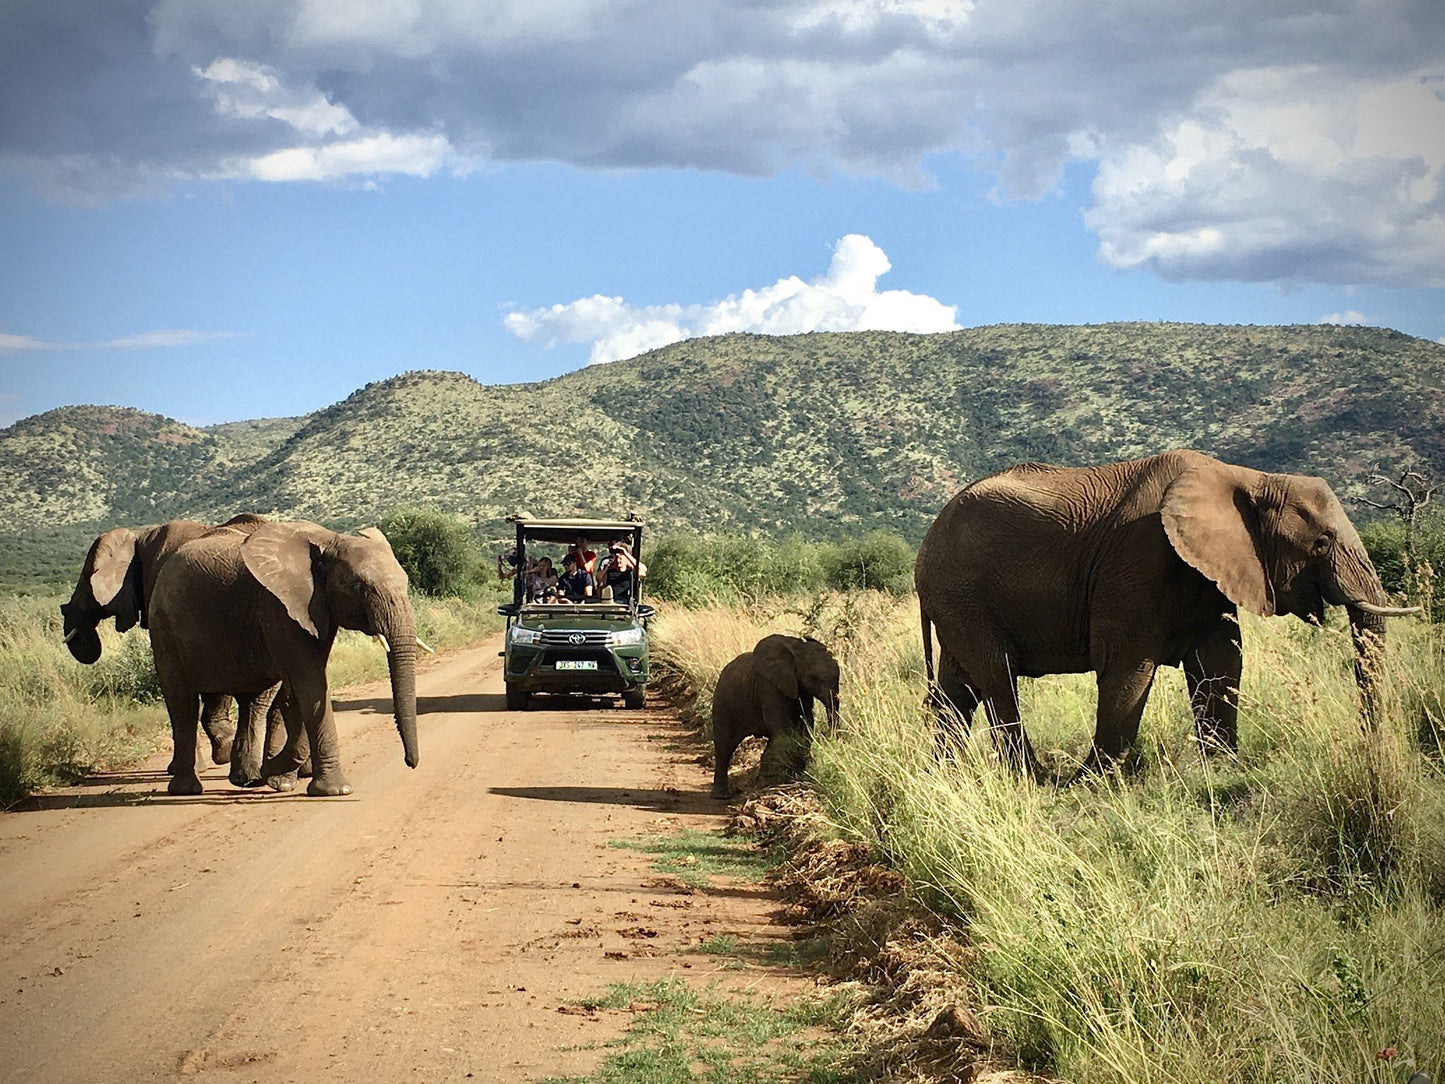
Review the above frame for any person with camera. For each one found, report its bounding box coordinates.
[597,540,646,604]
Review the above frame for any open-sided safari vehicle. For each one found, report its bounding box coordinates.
[497,517,653,710]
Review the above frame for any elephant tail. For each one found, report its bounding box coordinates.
[920,605,936,686]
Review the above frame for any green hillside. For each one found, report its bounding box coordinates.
[2,323,1442,586]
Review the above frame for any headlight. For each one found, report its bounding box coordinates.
[509,625,542,645]
[608,627,644,647]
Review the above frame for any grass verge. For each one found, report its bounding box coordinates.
[653,592,1445,1084]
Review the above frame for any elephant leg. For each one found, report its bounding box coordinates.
[260,687,299,791]
[200,694,235,765]
[712,721,744,800]
[932,652,982,759]
[229,688,278,788]
[290,672,351,797]
[756,724,809,787]
[1081,661,1158,775]
[163,687,204,796]
[1184,620,1242,756]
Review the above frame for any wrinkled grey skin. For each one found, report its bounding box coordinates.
[149,521,419,797]
[711,634,840,799]
[61,516,271,772]
[916,450,1410,779]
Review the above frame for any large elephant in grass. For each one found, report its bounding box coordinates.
[711,634,840,799]
[915,450,1418,779]
[149,520,419,797]
[61,516,270,772]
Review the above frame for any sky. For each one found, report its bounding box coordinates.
[1,0,1443,428]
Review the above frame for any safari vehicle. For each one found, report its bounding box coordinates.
[497,517,652,711]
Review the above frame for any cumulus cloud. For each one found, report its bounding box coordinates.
[504,234,959,364]
[0,328,237,354]
[2,1,1443,286]
[1318,311,1370,326]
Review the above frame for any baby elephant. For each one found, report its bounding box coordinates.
[711,634,840,799]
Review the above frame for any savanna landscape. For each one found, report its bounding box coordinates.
[2,325,1444,1082]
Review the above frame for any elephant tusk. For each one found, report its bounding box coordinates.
[416,636,436,655]
[1351,600,1423,618]
[374,633,391,653]
[63,627,79,644]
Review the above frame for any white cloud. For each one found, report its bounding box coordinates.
[1318,310,1370,326]
[3,2,1445,288]
[0,328,237,353]
[504,234,959,364]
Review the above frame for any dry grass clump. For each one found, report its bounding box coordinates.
[655,592,1445,1084]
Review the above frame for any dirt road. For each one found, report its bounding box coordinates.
[0,640,802,1082]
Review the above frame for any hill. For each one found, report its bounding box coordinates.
[2,323,1442,586]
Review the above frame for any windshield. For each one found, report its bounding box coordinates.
[505,523,644,608]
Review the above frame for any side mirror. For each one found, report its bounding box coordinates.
[636,604,655,620]
[496,603,520,617]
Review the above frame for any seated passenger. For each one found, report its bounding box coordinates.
[558,552,594,602]
[567,537,597,576]
[527,557,559,602]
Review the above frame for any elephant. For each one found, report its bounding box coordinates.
[61,515,269,771]
[915,449,1418,779]
[148,520,419,796]
[711,634,840,799]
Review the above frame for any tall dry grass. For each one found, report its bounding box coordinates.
[652,594,1445,1084]
[0,591,503,804]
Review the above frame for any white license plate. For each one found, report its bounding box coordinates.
[555,660,598,671]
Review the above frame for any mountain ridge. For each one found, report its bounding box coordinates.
[3,323,1442,587]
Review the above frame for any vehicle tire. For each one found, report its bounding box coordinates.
[622,687,646,710]
[505,685,531,711]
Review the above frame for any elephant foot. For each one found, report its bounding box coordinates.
[710,779,731,800]
[167,772,204,796]
[298,758,313,779]
[307,772,353,797]
[265,771,299,793]
[210,737,234,765]
[165,756,180,776]
[228,763,264,789]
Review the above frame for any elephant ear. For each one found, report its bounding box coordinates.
[754,635,801,700]
[88,528,142,630]
[1160,463,1274,617]
[242,523,331,639]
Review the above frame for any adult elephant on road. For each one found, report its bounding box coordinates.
[711,634,840,799]
[149,521,420,797]
[916,450,1417,778]
[61,516,268,771]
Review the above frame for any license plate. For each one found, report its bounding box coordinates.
[555,660,598,671]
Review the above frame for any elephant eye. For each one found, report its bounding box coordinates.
[1312,532,1335,555]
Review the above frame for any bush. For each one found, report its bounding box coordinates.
[379,507,482,596]
[821,531,915,593]
[647,532,915,605]
[1360,509,1445,622]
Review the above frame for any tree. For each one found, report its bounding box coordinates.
[379,507,479,596]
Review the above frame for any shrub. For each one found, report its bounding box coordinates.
[821,531,915,593]
[379,506,481,596]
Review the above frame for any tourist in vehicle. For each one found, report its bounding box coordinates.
[567,537,597,575]
[598,541,645,604]
[558,552,594,602]
[527,557,559,602]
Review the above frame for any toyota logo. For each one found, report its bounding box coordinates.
[568,633,586,645]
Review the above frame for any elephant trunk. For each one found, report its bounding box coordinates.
[60,601,103,665]
[1327,538,1395,725]
[379,608,420,768]
[822,692,840,734]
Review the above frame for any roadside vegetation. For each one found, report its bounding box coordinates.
[651,573,1445,1083]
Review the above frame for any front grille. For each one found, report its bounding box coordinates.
[539,629,611,646]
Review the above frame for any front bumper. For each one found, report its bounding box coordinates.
[505,642,649,694]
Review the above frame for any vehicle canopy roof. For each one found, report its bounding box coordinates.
[511,517,643,547]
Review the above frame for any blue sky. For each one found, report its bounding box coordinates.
[2,1,1443,428]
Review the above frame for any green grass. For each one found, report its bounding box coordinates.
[545,979,866,1084]
[654,594,1445,1084]
[608,829,782,888]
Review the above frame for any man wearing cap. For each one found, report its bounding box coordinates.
[559,552,594,602]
